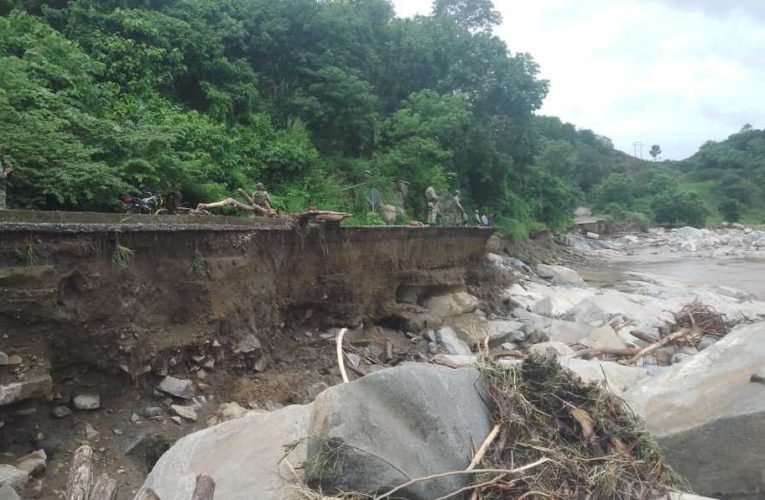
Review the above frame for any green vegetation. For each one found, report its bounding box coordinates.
[592,126,765,228]
[1,1,762,233]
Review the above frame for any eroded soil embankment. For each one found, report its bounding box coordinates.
[0,220,492,497]
[0,222,491,375]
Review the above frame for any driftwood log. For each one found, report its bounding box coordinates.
[66,446,95,500]
[91,474,118,500]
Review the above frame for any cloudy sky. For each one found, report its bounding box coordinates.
[392,0,765,160]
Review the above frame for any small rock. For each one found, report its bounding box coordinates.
[158,376,194,399]
[264,401,283,412]
[0,465,28,491]
[500,342,519,351]
[143,407,163,418]
[73,393,101,411]
[750,367,765,385]
[581,325,626,350]
[207,402,249,426]
[6,355,22,366]
[308,382,330,400]
[83,423,100,441]
[130,413,141,423]
[51,405,72,418]
[170,416,183,425]
[196,369,208,381]
[346,353,361,368]
[113,428,123,436]
[191,355,205,363]
[15,450,46,477]
[0,352,8,365]
[434,327,472,356]
[586,232,600,240]
[236,334,262,355]
[202,358,215,370]
[527,342,574,358]
[170,405,198,422]
[253,357,268,372]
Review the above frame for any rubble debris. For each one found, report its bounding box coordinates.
[157,376,194,400]
[170,405,198,422]
[235,334,262,355]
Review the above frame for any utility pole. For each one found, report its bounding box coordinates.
[632,141,644,160]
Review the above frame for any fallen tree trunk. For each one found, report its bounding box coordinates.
[197,198,269,215]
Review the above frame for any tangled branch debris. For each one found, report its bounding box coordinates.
[671,303,730,340]
[471,356,686,499]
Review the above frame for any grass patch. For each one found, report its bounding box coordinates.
[112,243,134,270]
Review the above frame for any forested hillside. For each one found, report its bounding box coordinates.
[592,126,765,227]
[0,0,654,232]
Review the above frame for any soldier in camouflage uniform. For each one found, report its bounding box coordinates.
[253,182,272,211]
[425,185,439,225]
[0,160,13,210]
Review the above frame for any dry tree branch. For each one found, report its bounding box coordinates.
[467,424,502,472]
[373,458,551,500]
[627,329,697,365]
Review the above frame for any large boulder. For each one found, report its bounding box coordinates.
[306,364,492,499]
[625,322,765,498]
[536,264,585,286]
[423,292,479,319]
[138,405,311,500]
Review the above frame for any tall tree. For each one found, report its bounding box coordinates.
[649,144,662,161]
[432,0,502,32]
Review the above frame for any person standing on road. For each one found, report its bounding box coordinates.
[0,160,13,210]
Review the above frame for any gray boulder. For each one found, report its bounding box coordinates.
[486,320,524,346]
[548,320,592,345]
[580,325,626,350]
[625,322,765,498]
[139,405,311,500]
[536,264,585,286]
[434,327,472,355]
[306,364,492,499]
[423,292,479,319]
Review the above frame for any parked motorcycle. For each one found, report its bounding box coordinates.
[120,192,166,215]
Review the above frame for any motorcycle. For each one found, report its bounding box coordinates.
[120,192,166,215]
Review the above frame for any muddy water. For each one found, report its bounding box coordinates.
[581,252,765,300]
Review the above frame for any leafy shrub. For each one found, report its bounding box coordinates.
[651,191,708,227]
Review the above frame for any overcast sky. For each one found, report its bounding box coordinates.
[392,0,765,160]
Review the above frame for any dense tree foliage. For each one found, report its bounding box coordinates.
[0,0,643,232]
